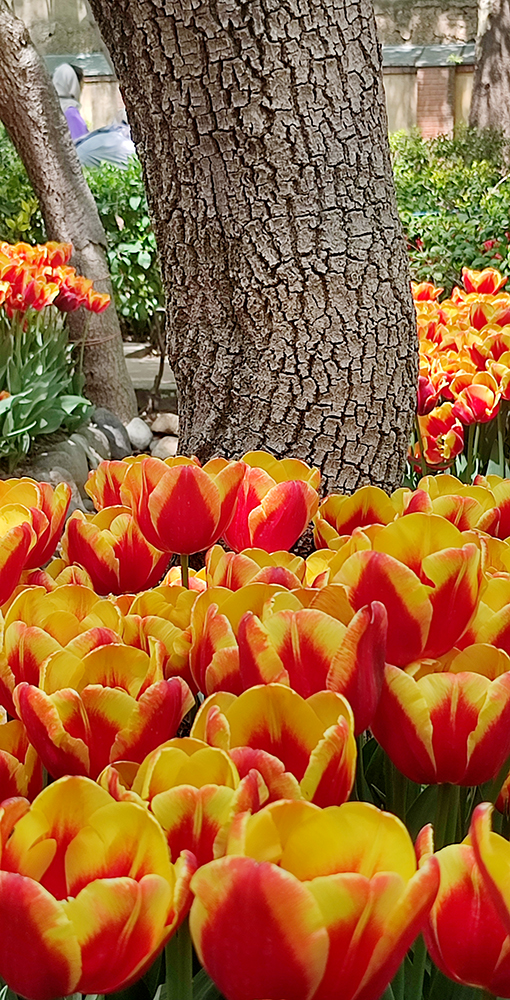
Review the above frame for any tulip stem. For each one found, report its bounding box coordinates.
[407,934,427,1000]
[165,917,192,1000]
[465,422,477,484]
[414,417,428,479]
[498,405,506,476]
[434,782,460,850]
[180,553,189,589]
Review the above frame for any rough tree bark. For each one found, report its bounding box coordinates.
[469,0,510,134]
[88,0,417,493]
[0,0,137,422]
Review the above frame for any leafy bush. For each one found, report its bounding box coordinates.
[85,160,163,336]
[0,126,44,243]
[0,125,163,337]
[0,310,92,466]
[391,126,510,293]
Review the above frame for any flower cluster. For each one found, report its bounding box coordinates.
[413,267,510,474]
[2,447,510,999]
[0,240,110,316]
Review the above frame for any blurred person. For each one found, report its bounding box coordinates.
[52,63,89,141]
[75,111,136,169]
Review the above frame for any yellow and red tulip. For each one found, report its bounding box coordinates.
[462,267,508,295]
[0,514,34,607]
[313,486,397,549]
[470,802,510,949]
[450,371,500,425]
[222,451,320,552]
[121,585,196,688]
[189,799,439,1000]
[121,455,246,554]
[412,281,444,301]
[0,716,42,800]
[85,457,143,510]
[417,373,441,415]
[14,642,194,779]
[189,584,386,732]
[371,644,510,785]
[163,565,207,591]
[21,558,94,591]
[0,477,71,569]
[416,403,465,467]
[0,585,122,716]
[130,738,266,865]
[417,824,510,996]
[191,683,357,807]
[205,543,306,591]
[60,506,170,595]
[337,512,482,665]
[0,776,195,1000]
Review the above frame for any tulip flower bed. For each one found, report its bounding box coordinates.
[412,267,510,483]
[3,446,510,1000]
[0,241,109,465]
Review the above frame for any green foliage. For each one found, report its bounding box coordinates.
[391,126,510,294]
[0,124,163,337]
[0,309,92,466]
[0,126,44,243]
[85,159,163,336]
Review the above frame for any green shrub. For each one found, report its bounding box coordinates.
[0,126,44,243]
[85,160,163,336]
[391,126,510,293]
[0,124,163,337]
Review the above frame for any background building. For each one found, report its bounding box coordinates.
[11,0,479,137]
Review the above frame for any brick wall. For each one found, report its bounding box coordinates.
[416,66,455,137]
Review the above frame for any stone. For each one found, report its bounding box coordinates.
[125,416,153,452]
[33,439,90,495]
[151,412,179,436]
[150,435,178,459]
[79,423,111,461]
[68,432,101,472]
[92,407,132,460]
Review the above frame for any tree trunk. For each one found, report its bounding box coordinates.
[88,0,417,493]
[0,0,137,423]
[469,0,510,134]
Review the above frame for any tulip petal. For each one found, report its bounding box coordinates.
[471,802,510,937]
[422,544,481,657]
[328,602,387,734]
[0,873,81,1000]
[152,784,236,864]
[64,875,174,993]
[339,552,432,666]
[300,717,356,807]
[224,685,325,781]
[111,678,194,765]
[15,684,90,780]
[280,801,417,882]
[190,856,329,1000]
[249,481,319,553]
